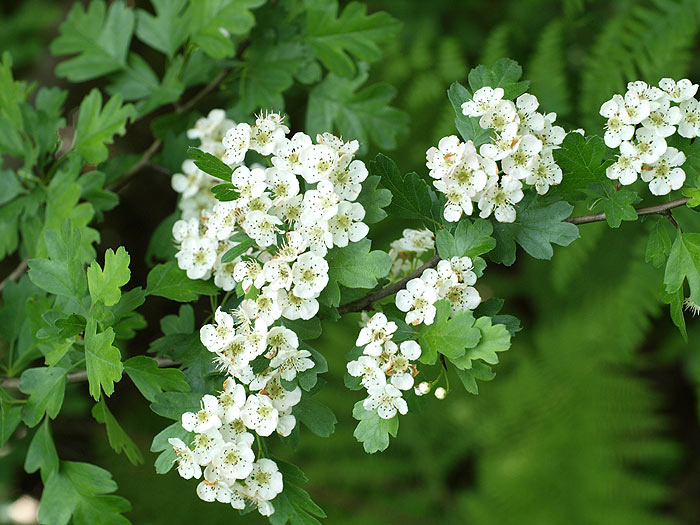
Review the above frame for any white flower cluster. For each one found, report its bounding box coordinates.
[168,111,374,518]
[396,257,481,326]
[172,109,235,220]
[347,312,422,419]
[168,379,284,517]
[427,88,566,223]
[172,112,370,302]
[387,228,435,281]
[601,78,699,195]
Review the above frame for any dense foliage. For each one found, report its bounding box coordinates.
[1,0,700,523]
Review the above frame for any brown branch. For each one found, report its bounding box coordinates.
[338,254,441,315]
[0,260,28,294]
[565,197,690,225]
[1,357,177,390]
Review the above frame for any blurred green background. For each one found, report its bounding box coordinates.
[2,0,700,523]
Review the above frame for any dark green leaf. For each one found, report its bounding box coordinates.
[418,301,481,364]
[124,356,190,402]
[145,261,219,302]
[92,399,143,465]
[187,146,233,181]
[293,398,337,437]
[84,318,123,400]
[352,400,398,454]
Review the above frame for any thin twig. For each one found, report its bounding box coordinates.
[338,254,441,315]
[1,357,177,390]
[0,260,28,294]
[565,197,690,225]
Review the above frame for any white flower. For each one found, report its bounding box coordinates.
[270,348,315,381]
[213,260,238,291]
[212,434,256,480]
[243,458,284,501]
[200,307,236,352]
[347,355,386,389]
[435,259,459,295]
[516,93,545,132]
[241,394,279,436]
[249,113,288,156]
[678,98,700,138]
[641,97,681,137]
[272,194,304,224]
[480,99,519,133]
[243,211,282,248]
[264,167,299,204]
[502,134,543,180]
[231,166,267,203]
[168,438,201,479]
[478,175,524,223]
[426,135,465,179]
[525,151,563,194]
[440,183,473,222]
[172,217,200,243]
[626,81,664,105]
[182,395,222,434]
[620,89,651,125]
[658,78,698,103]
[242,287,283,326]
[171,160,211,199]
[606,142,642,185]
[222,123,251,164]
[267,326,299,353]
[295,220,334,257]
[262,259,293,291]
[291,252,329,299]
[356,312,397,356]
[278,289,319,320]
[461,86,505,117]
[534,112,566,151]
[299,143,338,183]
[301,180,340,225]
[218,379,247,423]
[440,148,488,195]
[364,384,408,419]
[600,95,635,148]
[329,157,368,201]
[328,201,369,247]
[191,430,224,465]
[479,125,519,161]
[385,340,421,391]
[641,147,686,196]
[634,127,667,164]
[443,282,481,313]
[450,256,478,285]
[317,132,359,156]
[276,231,307,261]
[196,477,235,504]
[176,235,217,280]
[272,132,312,174]
[233,260,264,293]
[206,201,238,241]
[396,277,438,326]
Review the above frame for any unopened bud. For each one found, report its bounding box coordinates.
[418,381,431,394]
[434,387,447,400]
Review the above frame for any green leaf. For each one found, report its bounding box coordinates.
[150,422,192,474]
[73,89,135,164]
[370,154,434,225]
[552,133,611,198]
[135,0,189,58]
[663,288,687,342]
[187,146,233,181]
[491,194,579,266]
[84,319,123,400]
[145,261,219,302]
[28,222,88,299]
[0,393,22,446]
[664,231,700,303]
[25,419,59,481]
[356,174,392,224]
[468,58,529,100]
[418,301,481,365]
[436,219,495,259]
[50,0,134,82]
[293,398,337,438]
[296,346,328,392]
[305,0,400,77]
[150,392,203,420]
[210,183,239,201]
[325,239,391,295]
[451,316,512,369]
[124,356,189,402]
[87,247,131,306]
[683,187,700,207]
[187,0,266,59]
[352,400,399,454]
[448,82,492,147]
[92,399,143,465]
[37,461,130,525]
[646,217,674,268]
[593,188,638,228]
[220,236,255,263]
[55,314,87,339]
[306,70,408,152]
[270,461,327,525]
[0,170,23,206]
[280,318,322,341]
[19,367,68,427]
[455,362,496,395]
